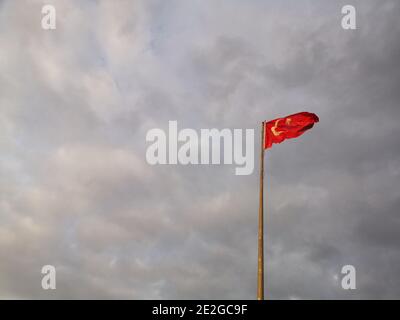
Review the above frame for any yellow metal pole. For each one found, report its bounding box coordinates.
[257,122,265,300]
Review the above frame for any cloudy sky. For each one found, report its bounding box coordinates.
[1,0,400,299]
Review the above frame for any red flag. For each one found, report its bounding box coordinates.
[264,112,319,149]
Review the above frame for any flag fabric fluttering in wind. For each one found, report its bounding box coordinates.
[264,111,319,149]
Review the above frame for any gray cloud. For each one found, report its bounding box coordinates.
[0,0,399,299]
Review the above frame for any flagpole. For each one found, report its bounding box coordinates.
[257,122,265,300]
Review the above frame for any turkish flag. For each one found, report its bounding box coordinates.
[264,112,319,149]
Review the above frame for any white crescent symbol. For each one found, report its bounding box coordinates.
[271,119,284,136]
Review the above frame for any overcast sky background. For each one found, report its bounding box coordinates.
[1,0,400,299]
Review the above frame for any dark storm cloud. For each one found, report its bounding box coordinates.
[0,0,399,299]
